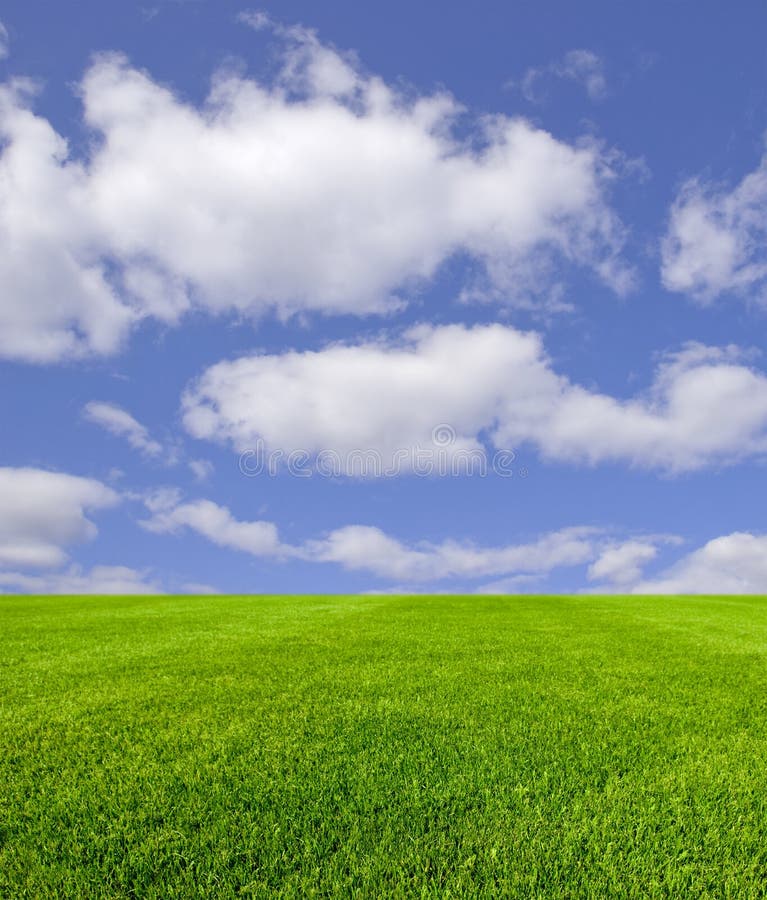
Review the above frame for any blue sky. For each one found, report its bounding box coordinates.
[1,0,767,594]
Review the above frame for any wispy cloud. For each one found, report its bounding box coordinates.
[516,49,607,103]
[0,565,161,595]
[84,401,164,458]
[0,21,9,61]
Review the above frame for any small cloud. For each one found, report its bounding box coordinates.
[189,458,214,481]
[180,581,220,594]
[83,401,164,459]
[473,574,543,594]
[515,49,607,103]
[662,149,767,305]
[0,21,9,60]
[142,486,184,514]
[237,9,272,31]
[587,539,659,586]
[558,50,607,100]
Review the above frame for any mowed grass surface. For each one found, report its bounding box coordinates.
[1,596,767,898]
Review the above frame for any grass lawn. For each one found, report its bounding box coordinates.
[1,594,767,898]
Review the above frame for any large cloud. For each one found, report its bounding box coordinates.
[0,468,118,568]
[0,80,135,362]
[182,323,767,472]
[0,26,629,362]
[632,532,767,594]
[662,147,767,303]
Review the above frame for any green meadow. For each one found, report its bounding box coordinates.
[1,594,766,898]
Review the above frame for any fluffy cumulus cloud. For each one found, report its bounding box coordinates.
[0,467,118,568]
[0,565,161,595]
[0,80,135,362]
[182,324,767,472]
[587,539,660,585]
[141,493,284,557]
[0,25,630,362]
[662,148,767,303]
[632,532,767,594]
[84,401,163,457]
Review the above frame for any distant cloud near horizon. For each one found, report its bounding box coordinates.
[0,565,161,595]
[0,468,118,569]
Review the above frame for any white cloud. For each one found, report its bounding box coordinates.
[520,50,607,103]
[0,27,630,362]
[587,539,659,585]
[140,492,599,583]
[182,323,767,472]
[662,149,767,303]
[180,581,220,595]
[84,401,163,457]
[144,492,767,593]
[237,10,272,32]
[473,574,545,594]
[306,524,597,582]
[0,565,161,594]
[0,21,9,60]
[188,459,214,481]
[0,468,118,568]
[632,532,767,594]
[0,80,135,362]
[141,495,284,557]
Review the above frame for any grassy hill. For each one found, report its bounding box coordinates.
[1,594,766,897]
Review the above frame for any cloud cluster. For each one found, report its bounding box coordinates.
[662,148,767,303]
[0,28,629,362]
[140,492,602,582]
[143,491,767,593]
[0,467,118,568]
[183,323,767,472]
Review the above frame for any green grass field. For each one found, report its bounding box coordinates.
[1,594,767,898]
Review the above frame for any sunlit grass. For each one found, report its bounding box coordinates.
[1,594,766,897]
